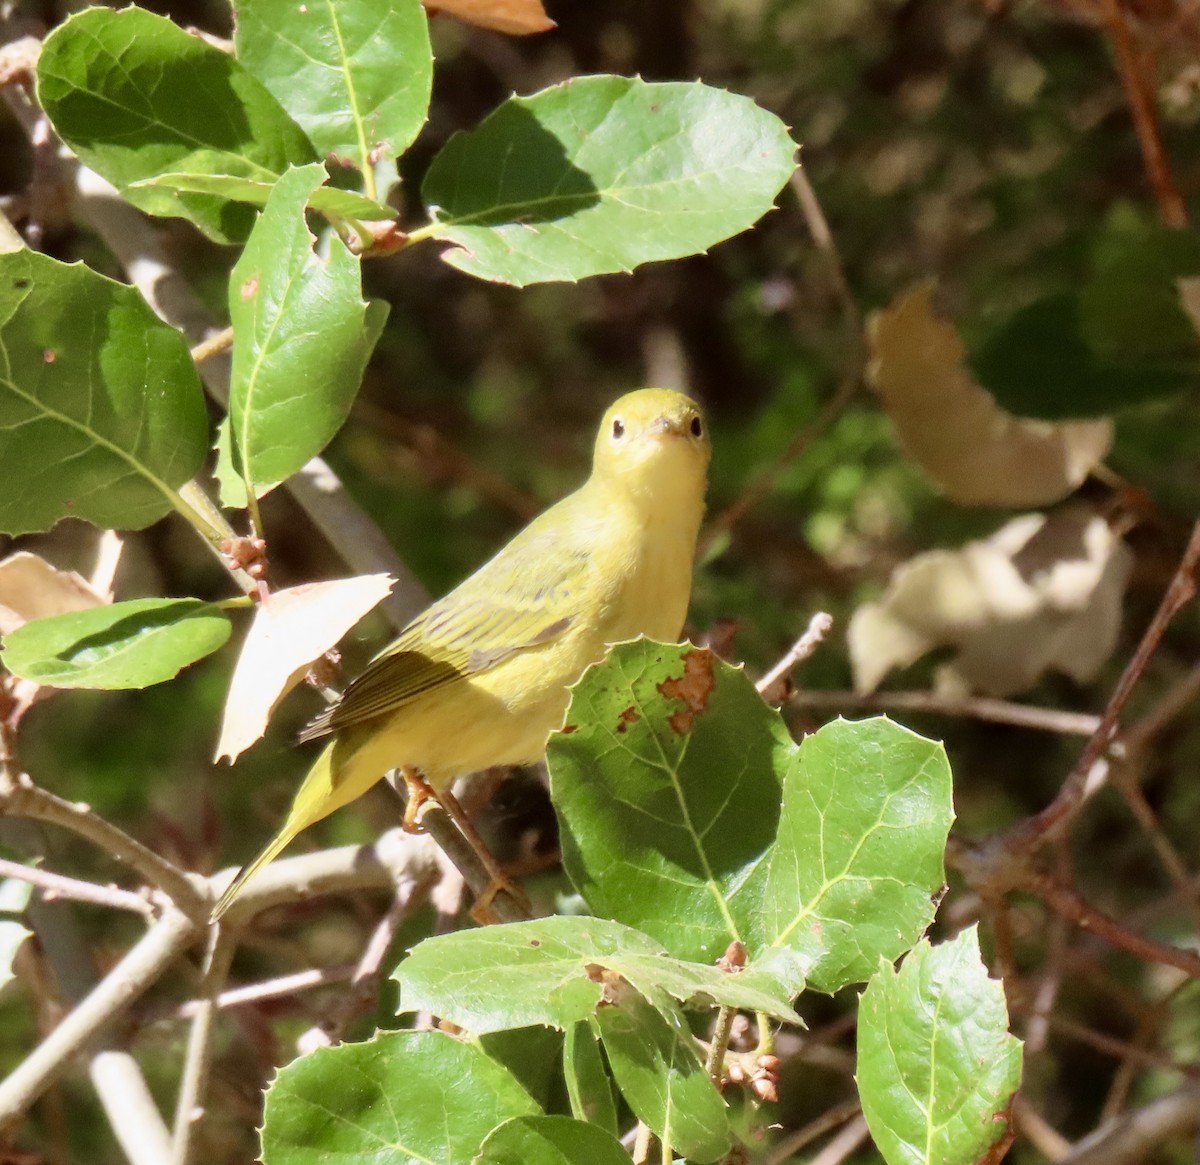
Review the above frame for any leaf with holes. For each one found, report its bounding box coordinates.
[0,250,207,536]
[421,75,796,286]
[550,641,954,994]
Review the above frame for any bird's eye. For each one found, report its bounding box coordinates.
[690,416,703,438]
[612,418,625,439]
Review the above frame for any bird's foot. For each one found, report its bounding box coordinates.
[469,871,532,924]
[400,768,436,833]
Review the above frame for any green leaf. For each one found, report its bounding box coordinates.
[0,250,208,536]
[549,642,792,964]
[222,165,389,499]
[481,1027,565,1112]
[234,0,432,169]
[393,915,802,1034]
[421,76,797,286]
[969,226,1200,419]
[761,717,953,993]
[549,643,954,995]
[1,599,231,690]
[595,982,731,1163]
[132,172,395,222]
[37,7,315,244]
[261,1030,538,1165]
[857,927,1022,1165]
[563,1022,617,1137]
[478,1115,630,1165]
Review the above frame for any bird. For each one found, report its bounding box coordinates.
[212,388,711,920]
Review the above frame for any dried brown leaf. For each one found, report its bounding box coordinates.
[849,509,1132,696]
[423,0,554,35]
[215,574,395,763]
[867,284,1113,506]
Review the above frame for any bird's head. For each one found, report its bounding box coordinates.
[592,388,711,508]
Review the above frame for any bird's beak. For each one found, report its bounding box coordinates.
[649,415,687,439]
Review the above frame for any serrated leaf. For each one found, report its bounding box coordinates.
[223,165,389,498]
[235,0,432,168]
[595,981,731,1163]
[132,172,395,222]
[261,1030,538,1165]
[762,718,953,992]
[0,250,208,536]
[563,1022,617,1136]
[550,642,791,964]
[215,573,395,762]
[549,642,954,995]
[393,916,802,1033]
[477,1115,629,1165]
[857,927,1022,1165]
[422,75,796,286]
[37,7,315,244]
[1,599,231,690]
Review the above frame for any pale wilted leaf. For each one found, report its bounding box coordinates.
[424,0,554,35]
[868,284,1112,506]
[215,574,394,762]
[849,509,1132,696]
[0,552,108,636]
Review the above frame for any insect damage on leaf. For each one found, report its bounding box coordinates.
[615,705,639,733]
[656,647,715,734]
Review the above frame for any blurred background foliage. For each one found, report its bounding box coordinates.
[4,0,1200,1161]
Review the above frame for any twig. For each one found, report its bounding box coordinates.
[807,1114,870,1165]
[1026,868,1200,978]
[704,1005,737,1079]
[0,907,200,1125]
[1100,0,1188,228]
[0,856,153,916]
[1015,1097,1072,1162]
[89,1051,172,1165]
[1017,517,1200,846]
[787,690,1101,736]
[1061,1085,1200,1165]
[189,326,233,365]
[171,927,235,1165]
[703,165,863,545]
[765,1097,862,1164]
[757,612,834,699]
[1037,1011,1197,1080]
[0,774,207,921]
[167,964,356,1021]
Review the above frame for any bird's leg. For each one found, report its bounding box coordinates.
[398,766,436,833]
[435,784,532,923]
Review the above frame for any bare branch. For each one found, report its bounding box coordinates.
[0,907,200,1125]
[0,856,154,916]
[0,773,207,920]
[1061,1085,1200,1165]
[757,612,834,700]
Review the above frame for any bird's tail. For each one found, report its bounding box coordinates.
[211,743,341,921]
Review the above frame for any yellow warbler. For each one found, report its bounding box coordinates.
[213,388,710,919]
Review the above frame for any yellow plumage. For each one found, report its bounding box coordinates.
[212,388,710,919]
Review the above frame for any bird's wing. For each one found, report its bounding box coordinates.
[298,516,595,742]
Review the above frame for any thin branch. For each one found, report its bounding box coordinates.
[765,1097,862,1165]
[0,856,153,916]
[0,773,208,921]
[787,689,1101,736]
[757,612,834,700]
[189,326,233,365]
[1100,0,1187,228]
[0,907,200,1125]
[1061,1085,1200,1165]
[168,964,356,1022]
[807,1114,870,1165]
[1014,1097,1072,1162]
[703,165,864,545]
[1016,517,1200,847]
[170,926,235,1165]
